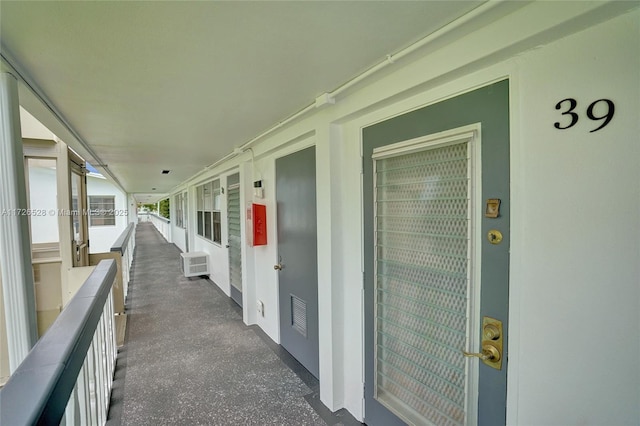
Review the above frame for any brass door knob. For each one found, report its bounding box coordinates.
[463,316,504,370]
[274,263,283,271]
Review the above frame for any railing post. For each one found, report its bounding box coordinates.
[110,222,135,302]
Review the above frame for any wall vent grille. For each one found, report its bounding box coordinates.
[291,295,307,337]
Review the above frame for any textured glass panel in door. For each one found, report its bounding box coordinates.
[227,185,242,292]
[374,141,470,426]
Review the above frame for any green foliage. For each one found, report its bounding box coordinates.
[159,199,170,219]
[141,203,157,212]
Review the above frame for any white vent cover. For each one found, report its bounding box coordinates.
[291,295,307,337]
[180,252,210,278]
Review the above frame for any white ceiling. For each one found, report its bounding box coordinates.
[1,1,484,200]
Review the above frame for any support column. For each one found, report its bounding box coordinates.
[315,122,345,411]
[0,72,38,372]
[127,194,138,225]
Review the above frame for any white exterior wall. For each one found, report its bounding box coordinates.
[189,171,242,297]
[172,225,186,253]
[19,106,55,140]
[127,193,138,226]
[170,192,187,253]
[87,175,128,253]
[26,162,130,254]
[512,13,639,425]
[168,3,639,424]
[27,165,59,244]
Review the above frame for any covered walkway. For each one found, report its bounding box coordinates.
[106,222,358,425]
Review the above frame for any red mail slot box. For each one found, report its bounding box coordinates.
[251,203,267,246]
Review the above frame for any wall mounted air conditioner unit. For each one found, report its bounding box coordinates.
[180,252,210,277]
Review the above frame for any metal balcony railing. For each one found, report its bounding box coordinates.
[0,260,118,425]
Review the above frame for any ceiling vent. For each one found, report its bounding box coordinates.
[161,170,170,174]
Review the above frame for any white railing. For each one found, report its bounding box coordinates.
[62,289,116,425]
[110,223,135,299]
[140,212,171,242]
[0,260,118,426]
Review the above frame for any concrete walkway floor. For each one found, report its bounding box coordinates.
[106,222,360,426]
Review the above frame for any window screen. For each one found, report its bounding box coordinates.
[89,196,116,227]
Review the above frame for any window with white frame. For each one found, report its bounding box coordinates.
[89,196,116,226]
[174,192,185,229]
[196,180,221,244]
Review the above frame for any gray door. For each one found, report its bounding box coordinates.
[276,146,319,378]
[227,173,242,307]
[363,80,510,425]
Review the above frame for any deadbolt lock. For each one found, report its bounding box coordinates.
[462,316,504,370]
[487,230,503,244]
[484,323,501,341]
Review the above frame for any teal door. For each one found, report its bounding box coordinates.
[276,146,319,378]
[363,80,510,425]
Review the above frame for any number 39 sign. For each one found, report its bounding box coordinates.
[554,98,615,132]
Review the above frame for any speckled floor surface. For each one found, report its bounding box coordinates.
[106,222,358,426]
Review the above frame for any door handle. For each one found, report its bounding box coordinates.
[274,256,283,270]
[463,344,501,362]
[462,316,503,370]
